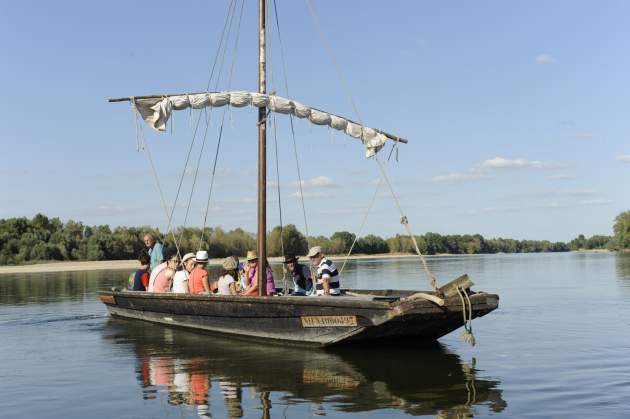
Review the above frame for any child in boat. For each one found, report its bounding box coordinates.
[188,250,211,294]
[217,256,239,295]
[172,252,195,293]
[128,252,150,291]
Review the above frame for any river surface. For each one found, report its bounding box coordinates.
[1,252,629,418]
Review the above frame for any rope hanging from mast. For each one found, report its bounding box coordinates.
[303,0,440,293]
[271,0,316,292]
[128,0,240,256]
[199,0,246,250]
[271,1,313,248]
[132,104,183,259]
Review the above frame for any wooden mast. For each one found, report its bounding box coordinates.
[257,0,267,296]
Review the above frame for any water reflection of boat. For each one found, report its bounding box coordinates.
[103,319,506,418]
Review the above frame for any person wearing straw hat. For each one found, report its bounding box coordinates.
[241,250,276,296]
[217,256,239,296]
[308,246,341,296]
[172,252,195,294]
[283,255,312,296]
[188,250,211,294]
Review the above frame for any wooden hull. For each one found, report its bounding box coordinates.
[100,289,498,347]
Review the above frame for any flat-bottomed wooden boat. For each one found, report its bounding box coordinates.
[100,283,498,347]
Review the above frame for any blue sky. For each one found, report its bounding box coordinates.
[0,0,628,241]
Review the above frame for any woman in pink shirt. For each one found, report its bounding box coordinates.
[241,251,275,296]
[153,254,180,292]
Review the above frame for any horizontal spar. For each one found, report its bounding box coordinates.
[108,92,408,146]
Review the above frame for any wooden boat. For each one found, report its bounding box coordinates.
[100,274,498,347]
[102,0,499,346]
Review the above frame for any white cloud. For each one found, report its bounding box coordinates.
[480,157,557,170]
[569,132,594,140]
[432,171,487,182]
[616,154,630,163]
[547,174,573,180]
[289,190,334,200]
[579,199,613,206]
[290,176,338,189]
[535,54,555,64]
[536,199,613,209]
[433,156,558,182]
[566,189,596,197]
[536,202,565,209]
[482,206,520,214]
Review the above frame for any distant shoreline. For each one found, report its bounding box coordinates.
[0,253,420,275]
[0,250,616,275]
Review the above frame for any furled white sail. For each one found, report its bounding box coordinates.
[132,91,399,158]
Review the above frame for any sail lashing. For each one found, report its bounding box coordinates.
[130,91,406,158]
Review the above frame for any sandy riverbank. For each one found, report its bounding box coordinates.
[0,253,422,275]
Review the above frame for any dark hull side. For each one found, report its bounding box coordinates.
[100,290,499,347]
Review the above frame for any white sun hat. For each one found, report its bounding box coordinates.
[193,250,209,263]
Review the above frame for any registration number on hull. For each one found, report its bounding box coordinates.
[301,315,358,328]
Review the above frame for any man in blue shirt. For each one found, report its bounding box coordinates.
[144,233,165,271]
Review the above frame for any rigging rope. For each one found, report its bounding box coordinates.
[132,104,182,258]
[303,0,439,292]
[271,115,289,293]
[272,0,311,253]
[304,0,363,125]
[339,178,381,274]
[375,155,439,293]
[179,0,242,249]
[199,0,246,249]
[135,0,238,256]
[339,143,398,274]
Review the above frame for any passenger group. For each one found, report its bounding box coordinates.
[128,234,341,297]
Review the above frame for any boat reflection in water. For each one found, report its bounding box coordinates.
[103,319,506,418]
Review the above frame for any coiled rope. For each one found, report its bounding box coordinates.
[455,286,476,346]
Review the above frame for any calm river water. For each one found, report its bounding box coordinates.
[1,252,630,418]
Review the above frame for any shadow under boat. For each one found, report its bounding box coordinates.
[99,275,499,347]
[102,318,507,417]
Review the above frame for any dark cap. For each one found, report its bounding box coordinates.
[283,255,298,264]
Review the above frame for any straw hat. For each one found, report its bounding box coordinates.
[307,246,322,258]
[246,250,258,261]
[222,256,239,270]
[181,252,195,264]
[193,250,209,263]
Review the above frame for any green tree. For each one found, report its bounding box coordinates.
[612,211,630,250]
[329,231,356,254]
[268,224,308,257]
[308,236,332,253]
[354,234,389,254]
